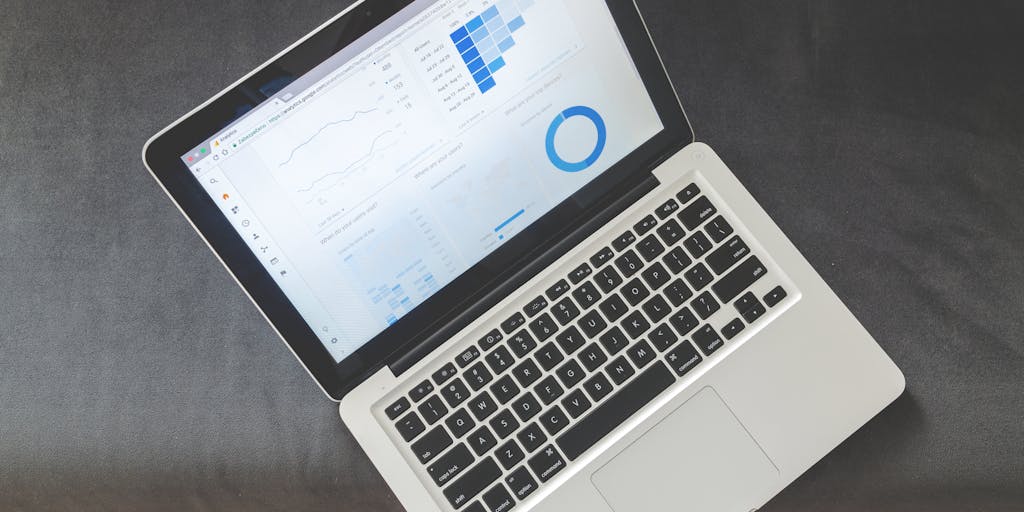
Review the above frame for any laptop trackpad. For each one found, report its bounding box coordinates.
[591,387,779,512]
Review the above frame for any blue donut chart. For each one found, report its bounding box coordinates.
[545,106,607,173]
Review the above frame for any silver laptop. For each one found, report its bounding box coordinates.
[143,1,905,510]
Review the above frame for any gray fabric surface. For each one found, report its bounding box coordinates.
[2,0,1022,510]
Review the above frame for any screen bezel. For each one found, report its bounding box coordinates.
[143,0,693,401]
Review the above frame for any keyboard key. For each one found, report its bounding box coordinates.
[683,231,714,259]
[590,246,615,268]
[561,388,592,418]
[428,443,473,486]
[677,183,700,204]
[655,198,680,219]
[663,278,693,307]
[412,425,453,464]
[693,325,725,355]
[465,502,486,512]
[535,342,565,371]
[512,359,541,387]
[396,412,426,442]
[712,256,768,303]
[633,215,658,236]
[441,378,472,407]
[469,392,498,421]
[621,278,650,307]
[606,356,636,385]
[557,363,674,460]
[691,291,720,319]
[457,346,482,368]
[579,343,608,371]
[443,457,502,509]
[545,279,571,301]
[707,235,750,274]
[494,440,525,470]
[583,373,614,403]
[722,318,745,340]
[529,445,567,482]
[598,326,630,355]
[764,285,787,307]
[665,341,702,377]
[612,231,637,252]
[524,295,548,318]
[517,423,547,453]
[485,345,515,375]
[637,234,666,262]
[539,406,570,435]
[627,340,656,369]
[568,263,592,284]
[528,313,558,342]
[571,281,602,309]
[614,250,644,278]
[483,484,515,512]
[511,392,542,422]
[535,376,564,405]
[679,196,716,229]
[734,291,760,313]
[508,330,537,358]
[640,262,670,290]
[641,294,671,323]
[555,359,585,389]
[578,310,608,338]
[594,266,624,293]
[648,323,679,352]
[490,375,520,405]
[551,297,581,325]
[433,362,458,385]
[663,246,692,274]
[505,466,538,500]
[385,397,410,420]
[554,325,586,355]
[656,219,685,246]
[479,329,504,352]
[684,263,715,290]
[705,215,733,243]
[410,380,435,402]
[466,362,494,391]
[468,426,497,455]
[621,310,651,339]
[418,395,448,425]
[742,302,767,323]
[598,293,629,322]
[489,409,520,439]
[446,408,476,438]
[501,312,526,334]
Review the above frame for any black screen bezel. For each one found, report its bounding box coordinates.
[143,0,692,400]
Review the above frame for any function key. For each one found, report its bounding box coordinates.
[457,346,482,368]
[523,295,548,318]
[500,312,527,334]
[433,362,458,385]
[655,198,680,219]
[679,196,717,230]
[612,231,637,252]
[656,218,686,246]
[568,263,593,284]
[590,246,615,268]
[385,397,411,420]
[545,279,571,301]
[722,318,745,340]
[478,329,504,351]
[634,214,658,235]
[764,286,788,307]
[409,379,435,402]
[677,183,701,204]
[705,215,733,243]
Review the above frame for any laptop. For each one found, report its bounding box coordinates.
[143,1,906,510]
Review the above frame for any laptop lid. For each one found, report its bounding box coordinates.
[143,0,692,401]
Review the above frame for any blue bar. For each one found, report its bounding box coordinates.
[466,16,484,32]
[480,44,500,63]
[491,26,511,44]
[471,24,490,42]
[482,5,500,21]
[450,26,469,43]
[508,16,525,32]
[494,209,525,232]
[479,76,496,93]
[467,56,486,73]
[485,14,505,32]
[475,34,496,53]
[472,66,491,84]
[487,57,505,73]
[497,36,515,52]
[456,35,475,54]
[461,46,480,63]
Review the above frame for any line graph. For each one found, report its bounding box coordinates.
[276,108,379,167]
[296,129,395,194]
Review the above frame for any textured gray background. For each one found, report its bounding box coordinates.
[2,0,1023,510]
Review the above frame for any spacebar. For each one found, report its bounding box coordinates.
[556,362,675,461]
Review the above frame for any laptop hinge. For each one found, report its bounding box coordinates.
[387,173,661,377]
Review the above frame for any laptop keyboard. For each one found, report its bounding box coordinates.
[384,182,790,511]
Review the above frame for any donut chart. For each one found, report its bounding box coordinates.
[545,106,607,173]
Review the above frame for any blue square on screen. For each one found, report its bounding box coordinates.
[467,56,486,73]
[472,67,491,84]
[476,35,495,53]
[482,5,499,21]
[487,57,506,73]
[485,14,505,32]
[456,36,475,54]
[471,24,490,42]
[492,25,511,42]
[508,16,525,32]
[480,45,500,63]
[466,16,484,32]
[450,26,469,43]
[461,46,480,63]
[498,36,515,52]
[479,77,496,93]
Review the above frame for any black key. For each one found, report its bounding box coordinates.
[655,198,680,219]
[561,389,592,418]
[713,256,768,303]
[621,310,651,339]
[734,291,760,314]
[642,294,671,323]
[412,425,453,464]
[612,231,637,252]
[705,215,734,243]
[684,263,715,290]
[529,445,567,482]
[418,395,448,425]
[479,329,504,352]
[579,342,609,371]
[677,183,701,204]
[546,279,571,301]
[590,246,615,268]
[443,457,501,509]
[722,318,745,340]
[524,295,548,318]
[594,266,624,293]
[457,346,482,368]
[636,234,666,262]
[511,392,542,422]
[614,250,644,278]
[517,423,547,453]
[528,313,558,342]
[621,278,650,307]
[640,262,671,291]
[598,293,629,322]
[663,246,692,274]
[764,286,787,307]
[505,466,538,501]
[679,196,717,230]
[446,408,476,438]
[428,443,473,486]
[441,378,472,408]
[571,281,602,309]
[583,373,614,403]
[468,426,497,456]
[742,302,767,324]
[693,325,725,355]
[508,330,537,358]
[557,363,674,460]
[663,278,693,307]
[627,340,656,369]
[707,235,750,274]
[466,362,494,391]
[656,219,685,246]
[486,346,515,375]
[489,410,520,440]
[665,341,702,377]
[598,326,630,355]
[551,297,581,325]
[511,359,541,387]
[539,406,570,435]
[396,412,426,442]
[683,231,714,259]
[535,342,565,371]
[555,359,586,389]
[648,323,678,352]
[568,263,592,284]
[605,356,635,385]
[691,291,721,320]
[490,375,520,405]
[578,310,608,338]
[483,484,515,512]
[669,307,700,337]
[555,325,586,355]
[501,312,526,334]
[469,392,498,421]
[634,214,658,235]
[386,397,410,420]
[465,502,486,512]
[534,376,564,405]
[433,362,458,385]
[410,380,435,402]
[494,440,525,470]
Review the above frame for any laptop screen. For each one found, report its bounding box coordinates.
[179,0,663,363]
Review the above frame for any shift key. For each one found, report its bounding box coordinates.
[712,256,767,303]
[443,457,502,509]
